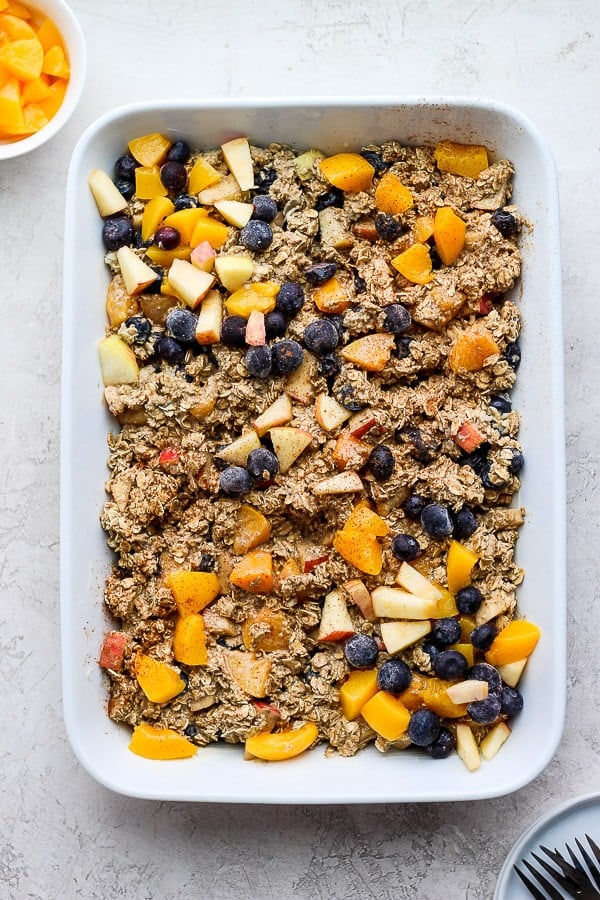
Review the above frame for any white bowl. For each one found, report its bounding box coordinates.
[0,0,86,160]
[61,97,565,803]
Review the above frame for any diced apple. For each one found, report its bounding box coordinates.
[480,720,511,761]
[168,258,215,309]
[343,579,376,621]
[314,393,353,431]
[88,168,128,217]
[194,290,222,344]
[190,240,216,273]
[295,148,325,181]
[318,207,353,252]
[454,420,485,453]
[116,245,159,296]
[371,586,438,620]
[221,137,254,190]
[445,680,488,705]
[214,199,253,228]
[269,426,313,473]
[98,335,140,386]
[455,724,481,771]
[332,431,371,471]
[224,650,271,698]
[214,255,254,292]
[215,430,261,466]
[312,471,364,496]
[253,394,293,436]
[339,333,395,372]
[380,620,431,654]
[316,589,355,642]
[395,562,444,602]
[284,351,318,405]
[198,173,242,205]
[245,310,266,346]
[348,409,380,438]
[497,657,528,688]
[98,631,128,671]
[303,554,329,573]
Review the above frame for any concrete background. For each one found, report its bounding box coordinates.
[1,1,598,897]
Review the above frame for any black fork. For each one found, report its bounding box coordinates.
[514,834,600,898]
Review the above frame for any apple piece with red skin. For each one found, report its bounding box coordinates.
[303,554,329,574]
[245,310,266,346]
[190,240,216,273]
[158,448,179,466]
[314,393,352,431]
[253,394,293,437]
[195,290,222,345]
[316,589,355,642]
[116,245,159,296]
[221,137,254,191]
[269,426,313,473]
[168,258,215,309]
[99,631,128,671]
[342,578,376,621]
[478,293,494,315]
[348,408,380,438]
[454,421,485,453]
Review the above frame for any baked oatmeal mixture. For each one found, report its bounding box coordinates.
[92,132,536,766]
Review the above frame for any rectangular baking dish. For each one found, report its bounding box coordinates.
[61,97,565,802]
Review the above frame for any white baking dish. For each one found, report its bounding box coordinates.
[61,97,565,802]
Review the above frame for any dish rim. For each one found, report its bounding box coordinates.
[60,95,566,803]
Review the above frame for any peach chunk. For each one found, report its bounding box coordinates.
[339,333,395,372]
[434,206,466,266]
[229,550,274,594]
[233,505,271,555]
[434,140,489,179]
[319,152,375,193]
[448,325,500,373]
[391,243,433,284]
[374,172,414,214]
[245,722,318,760]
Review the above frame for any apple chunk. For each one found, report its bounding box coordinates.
[215,430,261,466]
[445,680,488,705]
[314,393,352,432]
[395,562,444,602]
[455,724,481,771]
[371,586,437,620]
[214,199,253,228]
[312,471,364,495]
[98,335,140,386]
[224,650,271,698]
[168,258,215,309]
[116,246,159,296]
[88,169,128,217]
[317,590,355,642]
[214,255,254,292]
[221,137,254,190]
[269,426,313,473]
[194,290,222,344]
[379,620,431,654]
[480,721,511,761]
[253,394,293,436]
[342,579,376,621]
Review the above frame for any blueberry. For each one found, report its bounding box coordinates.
[327,314,345,340]
[166,140,191,164]
[102,215,133,251]
[333,382,366,412]
[432,617,462,647]
[480,459,510,491]
[491,208,518,238]
[160,161,188,193]
[396,335,413,359]
[276,282,305,317]
[402,494,428,519]
[303,319,339,355]
[343,633,379,669]
[425,726,455,759]
[470,623,498,651]
[453,506,479,540]
[317,353,342,381]
[504,340,521,370]
[114,177,135,200]
[468,694,501,724]
[354,272,367,293]
[366,445,395,481]
[455,586,484,615]
[166,307,197,343]
[251,194,278,222]
[390,533,421,562]
[490,394,512,414]
[467,662,502,694]
[240,220,273,252]
[420,503,454,539]
[173,193,199,211]
[360,150,387,172]
[375,213,403,242]
[433,650,468,680]
[460,444,489,476]
[314,188,344,211]
[377,659,412,694]
[272,339,304,374]
[114,153,138,180]
[408,709,441,747]
[429,245,443,270]
[245,345,273,378]
[500,685,524,716]
[154,225,180,250]
[124,316,152,344]
[509,449,524,474]
[264,311,287,339]
[198,553,216,572]
[421,639,440,661]
[156,335,186,364]
[395,425,439,463]
[144,266,163,294]
[305,262,337,286]
[383,303,411,334]
[254,168,277,192]
[221,316,247,348]
[183,722,197,738]
[247,447,279,483]
[219,466,253,496]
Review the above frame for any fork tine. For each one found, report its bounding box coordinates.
[531,851,583,895]
[540,844,598,890]
[522,858,565,899]
[567,842,587,874]
[576,837,600,887]
[514,863,550,899]
[585,835,600,871]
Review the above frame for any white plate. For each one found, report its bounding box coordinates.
[495,793,600,898]
[61,97,565,802]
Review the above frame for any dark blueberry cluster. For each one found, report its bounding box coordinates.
[377,659,412,694]
[160,161,188,193]
[305,262,337,286]
[374,212,404,242]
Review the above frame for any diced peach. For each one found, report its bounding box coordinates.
[134,653,185,704]
[333,528,382,576]
[446,540,479,594]
[399,672,468,718]
[340,669,379,720]
[128,132,171,167]
[41,43,68,78]
[166,570,221,616]
[374,171,413,214]
[129,723,197,760]
[361,691,411,741]
[0,12,36,39]
[105,275,140,327]
[140,195,175,242]
[344,503,389,537]
[391,243,433,284]
[229,549,274,594]
[19,72,49,103]
[173,614,208,666]
[339,333,395,372]
[0,76,23,129]
[224,281,279,317]
[413,214,435,243]
[36,77,65,119]
[313,276,351,313]
[233,504,271,555]
[319,152,375,192]
[145,245,191,267]
[448,325,500,373]
[245,722,318,761]
[434,140,489,179]
[486,620,541,666]
[35,17,63,52]
[162,207,209,244]
[0,37,43,80]
[188,156,222,193]
[433,206,466,266]
[189,215,230,249]
[134,165,168,200]
[241,608,290,652]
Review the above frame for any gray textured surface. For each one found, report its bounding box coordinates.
[1,1,599,897]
